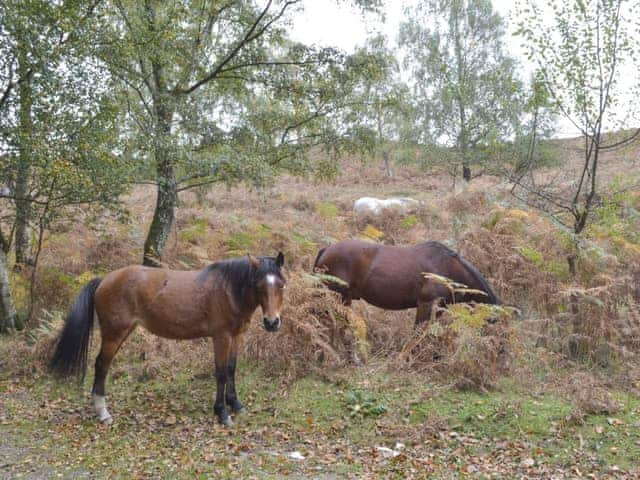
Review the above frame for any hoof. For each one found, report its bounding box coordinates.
[220,415,233,427]
[229,401,246,414]
[235,407,247,416]
[100,414,113,425]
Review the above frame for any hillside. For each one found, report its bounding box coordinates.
[1,134,640,479]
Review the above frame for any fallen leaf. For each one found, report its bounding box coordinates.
[520,457,535,468]
[288,451,305,461]
[375,446,401,458]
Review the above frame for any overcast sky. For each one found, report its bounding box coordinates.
[289,1,638,138]
[290,1,528,66]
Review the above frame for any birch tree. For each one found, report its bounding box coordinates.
[0,0,128,329]
[96,0,383,265]
[514,0,640,236]
[346,34,412,178]
[399,0,523,181]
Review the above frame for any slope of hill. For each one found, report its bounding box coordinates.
[1,134,639,478]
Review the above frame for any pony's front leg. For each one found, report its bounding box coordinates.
[325,281,352,306]
[415,299,447,327]
[414,302,432,327]
[416,278,453,328]
[213,335,233,426]
[225,336,246,414]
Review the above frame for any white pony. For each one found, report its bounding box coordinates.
[354,197,420,222]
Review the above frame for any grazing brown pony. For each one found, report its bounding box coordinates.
[50,253,286,427]
[313,240,498,324]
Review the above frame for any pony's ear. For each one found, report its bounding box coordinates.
[275,251,285,268]
[247,254,260,269]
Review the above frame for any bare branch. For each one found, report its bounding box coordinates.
[173,0,302,95]
[218,59,319,74]
[600,128,640,150]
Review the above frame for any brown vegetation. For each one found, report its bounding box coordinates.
[3,136,640,400]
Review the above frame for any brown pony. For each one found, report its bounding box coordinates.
[49,253,286,426]
[313,240,498,324]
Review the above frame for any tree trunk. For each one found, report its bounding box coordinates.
[462,165,471,182]
[14,45,33,267]
[376,108,392,178]
[459,114,471,182]
[383,150,392,178]
[14,178,31,267]
[574,211,588,235]
[524,105,539,171]
[143,98,176,266]
[141,11,178,267]
[143,156,177,266]
[567,254,577,277]
[451,3,471,184]
[0,248,17,333]
[573,133,601,236]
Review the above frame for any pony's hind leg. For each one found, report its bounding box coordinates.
[92,325,135,424]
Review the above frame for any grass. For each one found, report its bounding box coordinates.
[2,336,638,478]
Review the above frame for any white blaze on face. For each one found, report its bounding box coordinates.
[264,274,279,320]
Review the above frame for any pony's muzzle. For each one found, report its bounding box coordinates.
[263,316,281,332]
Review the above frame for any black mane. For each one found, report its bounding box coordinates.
[197,256,282,302]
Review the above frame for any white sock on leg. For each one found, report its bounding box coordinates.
[93,394,113,424]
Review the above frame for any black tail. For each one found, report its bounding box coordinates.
[313,247,327,272]
[49,278,102,380]
[458,257,500,305]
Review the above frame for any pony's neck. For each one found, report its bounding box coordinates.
[239,288,260,316]
[224,280,259,318]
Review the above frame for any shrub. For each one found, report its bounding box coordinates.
[316,202,340,219]
[588,177,640,261]
[85,233,138,271]
[223,223,272,257]
[243,272,369,381]
[516,245,570,280]
[395,303,516,392]
[224,232,256,255]
[290,196,315,212]
[401,215,419,230]
[361,225,384,240]
[567,372,620,415]
[538,278,640,367]
[179,218,208,245]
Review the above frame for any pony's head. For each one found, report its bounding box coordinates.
[248,252,285,332]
